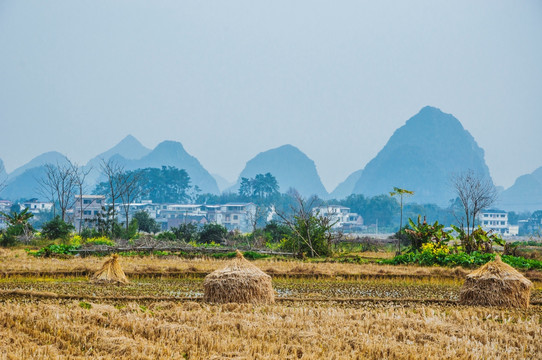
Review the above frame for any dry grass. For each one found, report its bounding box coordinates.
[91,254,129,285]
[460,255,533,308]
[0,300,540,359]
[204,251,274,304]
[0,249,489,280]
[1,249,542,359]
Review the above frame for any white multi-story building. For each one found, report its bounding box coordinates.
[216,203,257,232]
[109,201,257,233]
[73,195,106,230]
[21,199,53,215]
[312,205,364,231]
[480,209,519,236]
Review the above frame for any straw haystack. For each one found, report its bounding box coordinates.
[91,254,129,284]
[204,251,274,304]
[460,255,532,307]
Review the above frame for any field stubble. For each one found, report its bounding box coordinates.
[0,300,541,359]
[1,250,542,359]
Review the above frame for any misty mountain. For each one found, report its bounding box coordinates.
[8,151,68,180]
[330,169,363,200]
[352,106,492,206]
[112,140,219,195]
[0,158,6,179]
[0,166,49,201]
[84,135,152,187]
[87,135,151,165]
[1,152,69,201]
[212,174,234,193]
[498,167,542,212]
[230,144,328,198]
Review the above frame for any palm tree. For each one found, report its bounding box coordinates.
[389,187,414,253]
[0,208,35,241]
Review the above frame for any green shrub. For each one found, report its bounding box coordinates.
[383,247,542,270]
[156,231,176,241]
[30,244,79,257]
[198,224,227,244]
[170,223,199,242]
[41,216,74,241]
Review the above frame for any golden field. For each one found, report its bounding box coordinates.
[0,249,492,279]
[1,300,541,359]
[0,249,541,359]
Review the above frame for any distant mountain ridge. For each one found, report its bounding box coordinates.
[352,106,492,206]
[0,137,219,200]
[230,144,328,198]
[87,135,151,165]
[84,135,151,187]
[0,158,6,179]
[0,152,69,201]
[212,174,234,192]
[8,151,68,180]
[1,166,49,200]
[111,140,219,195]
[330,169,363,200]
[498,166,542,212]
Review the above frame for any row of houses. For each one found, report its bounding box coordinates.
[73,195,259,233]
[0,197,534,236]
[72,197,368,233]
[311,205,365,232]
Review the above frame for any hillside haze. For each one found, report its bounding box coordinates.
[84,135,152,187]
[352,106,492,206]
[0,159,6,179]
[0,152,69,201]
[8,151,68,180]
[330,169,363,200]
[113,140,219,195]
[498,166,542,212]
[230,144,328,198]
[87,135,151,165]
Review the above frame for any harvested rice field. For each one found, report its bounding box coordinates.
[1,250,542,359]
[1,300,541,359]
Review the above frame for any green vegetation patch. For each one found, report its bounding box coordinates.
[384,249,542,270]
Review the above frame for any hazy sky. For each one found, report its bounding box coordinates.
[1,1,541,191]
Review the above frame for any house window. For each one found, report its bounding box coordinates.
[233,215,238,220]
[84,211,92,215]
[83,199,92,205]
[96,199,102,204]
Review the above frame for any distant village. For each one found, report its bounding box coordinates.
[0,196,365,234]
[2,195,539,237]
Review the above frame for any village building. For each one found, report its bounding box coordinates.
[480,209,519,236]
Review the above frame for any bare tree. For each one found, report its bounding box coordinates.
[71,163,92,234]
[275,193,335,257]
[118,170,142,231]
[99,159,125,233]
[246,204,268,249]
[452,170,498,253]
[39,161,77,222]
